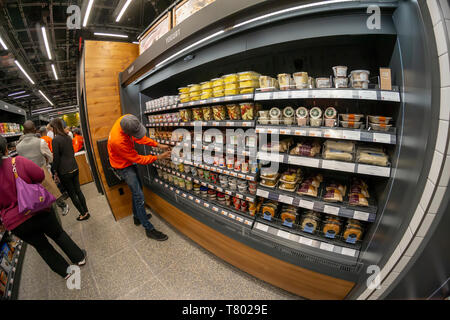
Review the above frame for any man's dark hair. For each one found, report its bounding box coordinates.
[39,126,47,136]
[23,120,36,134]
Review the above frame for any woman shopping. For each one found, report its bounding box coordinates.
[0,136,86,279]
[50,118,91,221]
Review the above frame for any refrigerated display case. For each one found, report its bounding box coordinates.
[117,0,450,299]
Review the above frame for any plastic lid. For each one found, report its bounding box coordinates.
[350,70,370,74]
[296,107,308,118]
[310,107,322,119]
[269,107,281,118]
[283,106,295,118]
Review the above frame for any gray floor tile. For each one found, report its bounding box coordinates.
[90,247,153,300]
[117,278,173,300]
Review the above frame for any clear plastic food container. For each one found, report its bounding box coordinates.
[351,80,369,89]
[350,70,370,82]
[341,121,363,128]
[370,123,392,131]
[189,91,202,98]
[240,88,255,94]
[212,105,227,121]
[334,77,348,88]
[240,103,255,120]
[332,66,348,78]
[201,93,213,100]
[192,108,203,121]
[202,107,213,120]
[226,104,241,120]
[225,82,239,90]
[188,84,201,92]
[324,118,337,127]
[179,93,190,100]
[293,72,309,89]
[225,89,239,96]
[212,78,224,87]
[239,79,260,88]
[222,73,238,84]
[316,77,331,88]
[259,76,279,91]
[200,81,212,90]
[277,73,292,89]
[238,71,261,81]
[213,90,225,97]
[179,109,192,122]
[340,114,364,121]
[368,116,392,124]
[178,87,189,94]
[324,107,337,119]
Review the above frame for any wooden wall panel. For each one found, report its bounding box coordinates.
[75,153,93,185]
[144,187,355,300]
[84,41,139,220]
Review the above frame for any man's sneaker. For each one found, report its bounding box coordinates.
[133,213,152,226]
[62,203,70,216]
[146,229,168,241]
[77,249,87,266]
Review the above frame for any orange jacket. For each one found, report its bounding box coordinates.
[72,134,84,153]
[107,115,158,169]
[41,135,53,152]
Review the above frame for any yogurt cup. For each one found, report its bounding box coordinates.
[332,66,348,78]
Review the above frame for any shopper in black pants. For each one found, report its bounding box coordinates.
[50,118,91,221]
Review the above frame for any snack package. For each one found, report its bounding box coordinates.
[240,103,255,120]
[212,105,227,121]
[323,149,354,162]
[226,104,241,120]
[297,182,318,197]
[290,141,321,157]
[357,147,389,166]
[202,107,213,120]
[324,140,355,153]
[192,108,203,121]
[348,193,369,206]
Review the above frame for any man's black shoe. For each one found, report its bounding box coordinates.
[133,213,152,226]
[146,229,168,241]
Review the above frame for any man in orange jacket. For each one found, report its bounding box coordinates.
[72,128,84,153]
[39,126,53,152]
[108,114,171,241]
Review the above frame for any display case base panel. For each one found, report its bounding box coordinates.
[143,185,355,299]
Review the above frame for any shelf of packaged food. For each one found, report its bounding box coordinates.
[2,240,24,300]
[153,163,257,202]
[146,120,256,127]
[153,177,255,227]
[144,104,178,114]
[255,125,396,145]
[178,93,255,108]
[251,218,360,260]
[257,151,391,178]
[170,155,258,181]
[256,186,376,222]
[254,89,401,102]
[0,133,23,139]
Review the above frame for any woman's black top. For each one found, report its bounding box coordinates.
[52,134,78,175]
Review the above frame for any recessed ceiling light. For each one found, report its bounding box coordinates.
[94,32,128,38]
[116,0,133,22]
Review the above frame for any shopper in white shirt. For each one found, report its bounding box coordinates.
[65,126,73,139]
[46,123,54,139]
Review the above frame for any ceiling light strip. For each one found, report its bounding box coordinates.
[51,64,58,80]
[94,32,128,38]
[83,0,95,27]
[12,94,30,99]
[116,0,133,22]
[0,36,7,50]
[38,90,54,106]
[41,26,52,60]
[14,60,35,84]
[8,91,26,96]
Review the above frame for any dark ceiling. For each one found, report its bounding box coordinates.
[0,0,176,114]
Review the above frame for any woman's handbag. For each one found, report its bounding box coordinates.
[12,157,56,215]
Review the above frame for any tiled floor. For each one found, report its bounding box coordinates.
[18,183,301,300]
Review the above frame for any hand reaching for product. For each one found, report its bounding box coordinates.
[157,150,172,160]
[157,143,170,150]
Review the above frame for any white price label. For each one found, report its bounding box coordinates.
[237,174,245,179]
[217,187,223,192]
[255,223,269,232]
[212,207,219,212]
[288,156,320,168]
[322,160,355,173]
[256,189,270,198]
[299,199,315,210]
[176,190,180,194]
[291,91,308,99]
[358,90,377,100]
[212,122,220,126]
[204,203,210,208]
[320,242,335,252]
[299,237,314,246]
[324,205,340,215]
[195,199,201,204]
[308,130,322,137]
[217,169,223,173]
[221,210,227,216]
[225,190,232,195]
[188,196,194,200]
[294,129,307,136]
[341,247,357,257]
[372,133,391,144]
[353,211,370,221]
[267,128,279,134]
[228,213,235,219]
[314,90,331,98]
[236,216,244,223]
[236,194,244,199]
[277,230,291,240]
[278,195,294,205]
[182,193,187,197]
[381,91,400,102]
[243,122,252,127]
[244,220,252,225]
[358,164,390,177]
[323,129,342,139]
[278,91,290,99]
[279,129,290,135]
[255,92,272,100]
[226,122,235,127]
[343,130,361,141]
